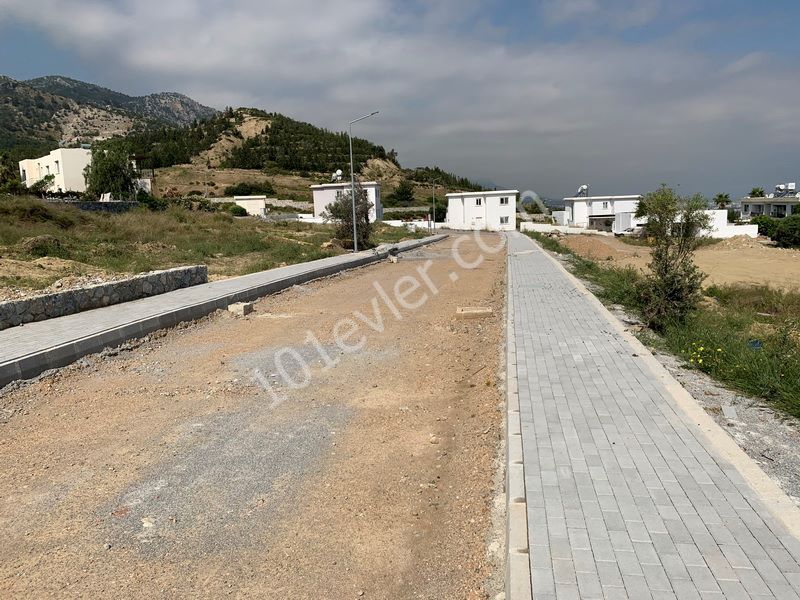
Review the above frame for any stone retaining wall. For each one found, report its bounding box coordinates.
[0,266,207,331]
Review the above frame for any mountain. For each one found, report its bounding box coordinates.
[25,76,216,126]
[0,75,216,161]
[1,75,486,199]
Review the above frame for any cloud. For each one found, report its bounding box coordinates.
[541,0,664,28]
[1,0,799,198]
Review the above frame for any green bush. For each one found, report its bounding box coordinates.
[635,186,710,332]
[137,190,168,211]
[774,214,800,248]
[751,215,778,238]
[223,181,275,197]
[225,204,248,217]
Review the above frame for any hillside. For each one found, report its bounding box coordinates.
[102,106,484,205]
[1,74,487,206]
[0,75,216,162]
[25,76,216,126]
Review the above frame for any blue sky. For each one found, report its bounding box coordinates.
[2,0,800,199]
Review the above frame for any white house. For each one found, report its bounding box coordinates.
[310,181,382,223]
[562,195,643,233]
[741,196,799,219]
[18,148,92,193]
[445,190,518,231]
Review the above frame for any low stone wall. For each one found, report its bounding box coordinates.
[0,266,207,331]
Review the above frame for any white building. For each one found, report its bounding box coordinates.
[741,197,799,219]
[559,193,758,238]
[445,190,518,231]
[232,195,275,217]
[310,181,383,223]
[562,195,643,233]
[18,148,92,193]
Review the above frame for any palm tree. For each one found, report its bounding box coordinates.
[713,193,730,209]
[750,187,765,198]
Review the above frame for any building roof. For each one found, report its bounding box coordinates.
[445,190,519,198]
[310,181,380,190]
[563,195,642,201]
[741,196,800,203]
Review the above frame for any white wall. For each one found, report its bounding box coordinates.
[702,209,758,239]
[311,182,382,222]
[19,148,91,193]
[233,196,269,217]
[520,222,614,236]
[445,191,517,231]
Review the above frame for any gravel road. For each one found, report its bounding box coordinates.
[0,234,506,599]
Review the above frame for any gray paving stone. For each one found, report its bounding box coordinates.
[508,233,800,599]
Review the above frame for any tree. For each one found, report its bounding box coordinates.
[29,174,55,196]
[635,185,710,331]
[388,180,416,206]
[322,183,374,249]
[0,151,26,195]
[84,145,137,200]
[713,193,730,209]
[750,187,765,198]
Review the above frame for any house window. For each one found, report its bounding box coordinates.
[500,216,509,224]
[476,198,482,206]
[500,197,509,205]
[602,201,609,210]
[46,165,51,175]
[21,169,26,182]
[54,160,60,174]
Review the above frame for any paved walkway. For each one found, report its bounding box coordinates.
[0,235,446,387]
[508,232,800,599]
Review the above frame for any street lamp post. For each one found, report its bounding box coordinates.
[348,111,379,252]
[431,178,441,231]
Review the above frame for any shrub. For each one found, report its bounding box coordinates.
[750,215,779,238]
[225,204,248,217]
[322,183,373,249]
[137,190,168,211]
[634,185,710,332]
[18,234,69,258]
[223,180,275,197]
[774,214,800,248]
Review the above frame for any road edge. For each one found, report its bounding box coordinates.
[505,234,533,599]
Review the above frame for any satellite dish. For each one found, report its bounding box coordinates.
[577,184,589,197]
[336,169,343,177]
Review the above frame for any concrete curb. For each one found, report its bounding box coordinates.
[505,236,533,600]
[0,234,447,389]
[524,232,800,547]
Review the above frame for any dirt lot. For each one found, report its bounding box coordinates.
[559,234,800,289]
[0,235,505,599]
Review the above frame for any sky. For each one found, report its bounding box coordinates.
[1,0,799,199]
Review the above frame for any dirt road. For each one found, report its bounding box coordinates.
[0,235,506,599]
[559,234,800,290]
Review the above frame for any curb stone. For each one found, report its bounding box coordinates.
[505,233,533,600]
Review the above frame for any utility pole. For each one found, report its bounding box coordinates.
[348,111,379,252]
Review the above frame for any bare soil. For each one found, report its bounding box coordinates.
[559,234,800,290]
[0,257,120,301]
[0,235,506,599]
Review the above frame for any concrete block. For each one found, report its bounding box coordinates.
[228,302,255,317]
[456,306,493,319]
